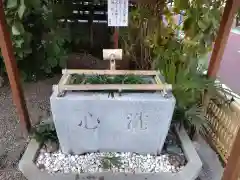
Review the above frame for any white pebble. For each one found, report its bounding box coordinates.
[35,148,184,174]
[70,156,75,161]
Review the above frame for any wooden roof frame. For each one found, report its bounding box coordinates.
[0,0,240,179]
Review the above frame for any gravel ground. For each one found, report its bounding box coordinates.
[0,76,60,180]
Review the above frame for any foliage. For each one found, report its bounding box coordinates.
[155,39,215,131]
[32,121,58,143]
[121,0,224,68]
[120,0,225,131]
[71,74,147,84]
[120,2,163,69]
[101,154,122,170]
[2,0,71,80]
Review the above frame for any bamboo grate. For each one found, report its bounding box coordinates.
[204,92,240,163]
[55,69,172,96]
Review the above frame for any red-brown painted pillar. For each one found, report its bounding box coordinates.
[113,27,119,49]
[216,1,240,180]
[0,1,31,135]
[222,128,240,180]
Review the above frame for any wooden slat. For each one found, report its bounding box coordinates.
[0,1,31,135]
[62,69,158,76]
[72,4,107,11]
[71,5,134,13]
[57,13,107,21]
[60,84,172,91]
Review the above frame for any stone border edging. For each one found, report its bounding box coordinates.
[19,127,202,180]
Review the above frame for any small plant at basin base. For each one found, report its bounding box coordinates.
[71,74,148,85]
[32,121,58,144]
[101,154,122,170]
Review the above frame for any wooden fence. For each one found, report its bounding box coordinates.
[204,92,240,163]
[52,0,111,52]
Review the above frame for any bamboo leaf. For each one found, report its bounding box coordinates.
[7,0,18,9]
[175,0,189,10]
[18,0,26,19]
[12,22,25,35]
[183,17,193,31]
[25,0,41,9]
[198,20,207,31]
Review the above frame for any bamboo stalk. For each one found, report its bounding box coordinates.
[57,74,72,95]
[154,75,163,85]
[62,69,158,76]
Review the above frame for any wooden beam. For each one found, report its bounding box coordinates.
[60,84,172,91]
[0,1,31,135]
[207,0,240,78]
[62,69,158,76]
[222,127,240,180]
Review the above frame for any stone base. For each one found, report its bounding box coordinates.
[19,127,202,180]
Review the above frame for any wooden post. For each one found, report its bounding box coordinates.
[89,2,94,48]
[217,1,240,180]
[113,28,119,49]
[222,128,240,180]
[0,1,31,135]
[207,0,240,78]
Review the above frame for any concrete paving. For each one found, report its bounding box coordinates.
[194,136,224,180]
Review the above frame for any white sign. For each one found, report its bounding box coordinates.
[108,0,128,27]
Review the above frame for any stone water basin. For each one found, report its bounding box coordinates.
[50,75,176,154]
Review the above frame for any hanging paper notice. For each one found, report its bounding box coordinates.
[108,0,128,27]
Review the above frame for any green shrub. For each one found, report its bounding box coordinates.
[120,0,225,132]
[32,121,58,143]
[2,0,71,81]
